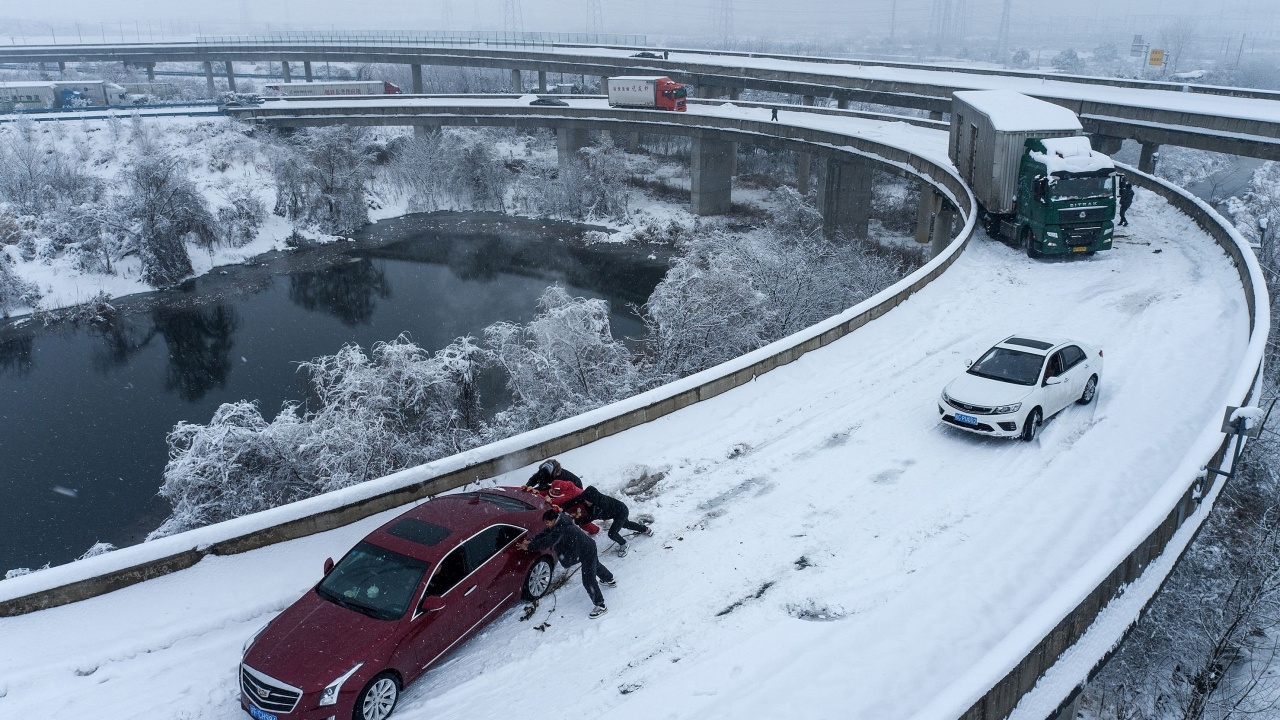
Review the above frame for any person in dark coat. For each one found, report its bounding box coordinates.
[1118,175,1134,227]
[520,510,614,618]
[560,486,652,557]
[523,459,583,492]
[770,107,778,121]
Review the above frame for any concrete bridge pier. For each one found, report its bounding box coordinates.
[414,122,440,139]
[837,98,849,110]
[57,61,66,75]
[203,61,215,96]
[729,88,740,101]
[796,152,812,195]
[538,70,547,92]
[146,63,155,82]
[931,199,957,258]
[691,136,735,215]
[599,76,609,93]
[627,131,640,153]
[1090,134,1124,155]
[1139,142,1161,173]
[818,157,873,239]
[557,127,592,165]
[304,61,314,82]
[929,110,945,121]
[225,61,237,92]
[511,69,522,92]
[411,64,423,93]
[916,187,942,244]
[281,61,292,83]
[802,94,815,107]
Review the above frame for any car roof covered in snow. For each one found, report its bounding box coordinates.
[953,90,1083,132]
[1030,136,1116,174]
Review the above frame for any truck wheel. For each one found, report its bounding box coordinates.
[1019,226,1041,259]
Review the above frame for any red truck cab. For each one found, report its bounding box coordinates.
[655,77,687,111]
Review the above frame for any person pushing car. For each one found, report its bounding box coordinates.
[520,510,615,619]
[560,486,652,557]
[523,459,582,492]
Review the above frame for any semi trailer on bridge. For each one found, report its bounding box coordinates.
[0,80,127,109]
[606,76,686,111]
[261,80,402,97]
[951,90,1118,257]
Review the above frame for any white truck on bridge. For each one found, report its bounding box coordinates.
[261,81,402,97]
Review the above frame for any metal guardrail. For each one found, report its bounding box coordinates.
[195,31,648,51]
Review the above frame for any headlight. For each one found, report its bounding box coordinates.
[992,403,1022,415]
[319,663,363,707]
[242,624,267,657]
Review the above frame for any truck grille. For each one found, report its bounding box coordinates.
[1062,225,1103,246]
[1061,206,1111,223]
[241,664,302,714]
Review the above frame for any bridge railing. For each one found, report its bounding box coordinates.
[195,31,648,51]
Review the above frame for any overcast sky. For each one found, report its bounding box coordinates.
[1,0,1277,52]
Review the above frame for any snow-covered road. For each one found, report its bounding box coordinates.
[0,187,1250,719]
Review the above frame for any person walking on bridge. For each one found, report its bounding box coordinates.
[1118,175,1134,227]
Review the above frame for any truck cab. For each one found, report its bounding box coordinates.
[1015,137,1118,257]
[654,77,687,111]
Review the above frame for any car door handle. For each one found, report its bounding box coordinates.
[464,585,477,597]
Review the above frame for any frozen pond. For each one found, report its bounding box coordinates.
[0,212,666,573]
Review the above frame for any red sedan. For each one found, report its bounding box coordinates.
[239,488,557,720]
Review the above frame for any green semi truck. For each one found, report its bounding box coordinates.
[950,90,1119,257]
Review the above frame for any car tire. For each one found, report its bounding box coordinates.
[522,556,554,601]
[1021,408,1042,442]
[1077,375,1099,405]
[353,672,399,720]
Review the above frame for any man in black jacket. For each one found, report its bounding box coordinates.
[1118,175,1134,227]
[523,459,583,492]
[561,486,652,557]
[520,510,615,618]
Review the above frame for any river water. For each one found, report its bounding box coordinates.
[0,213,668,573]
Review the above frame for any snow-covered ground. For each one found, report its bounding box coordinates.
[0,187,1250,719]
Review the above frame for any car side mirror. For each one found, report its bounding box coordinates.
[964,359,972,368]
[323,557,335,576]
[419,596,446,614]
[1044,376,1065,386]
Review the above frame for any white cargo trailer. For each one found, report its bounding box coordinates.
[950,90,1083,215]
[262,81,400,97]
[0,82,57,109]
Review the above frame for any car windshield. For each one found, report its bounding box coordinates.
[317,542,429,621]
[1049,173,1113,201]
[967,347,1044,386]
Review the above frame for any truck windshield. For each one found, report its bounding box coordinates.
[672,87,687,98]
[1049,173,1113,201]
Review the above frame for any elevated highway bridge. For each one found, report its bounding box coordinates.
[0,39,1270,720]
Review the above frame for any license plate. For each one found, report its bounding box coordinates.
[955,413,978,425]
[1071,246,1088,253]
[248,705,277,720]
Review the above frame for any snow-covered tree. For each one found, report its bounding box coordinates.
[0,250,41,317]
[114,152,214,287]
[486,285,641,435]
[270,126,377,235]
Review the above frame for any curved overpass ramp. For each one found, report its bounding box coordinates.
[0,102,1259,719]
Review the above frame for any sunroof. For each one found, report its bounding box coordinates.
[458,492,536,512]
[386,518,452,547]
[1004,337,1054,350]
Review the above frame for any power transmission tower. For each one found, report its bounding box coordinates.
[930,0,952,43]
[712,0,734,49]
[502,0,524,34]
[889,0,897,41]
[586,0,604,34]
[995,0,1012,62]
[952,0,968,44]
[442,0,453,29]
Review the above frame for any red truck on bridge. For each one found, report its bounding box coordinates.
[606,76,686,111]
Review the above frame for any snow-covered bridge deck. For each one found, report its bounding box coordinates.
[0,186,1251,719]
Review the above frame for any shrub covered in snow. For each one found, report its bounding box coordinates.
[0,251,41,316]
[114,152,214,287]
[271,126,378,235]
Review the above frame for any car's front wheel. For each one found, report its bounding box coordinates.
[1021,408,1042,442]
[522,556,554,600]
[353,672,399,720]
[1077,375,1099,405]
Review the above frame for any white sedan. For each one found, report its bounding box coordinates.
[939,335,1103,441]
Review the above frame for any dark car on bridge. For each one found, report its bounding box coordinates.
[528,96,570,106]
[239,488,557,720]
